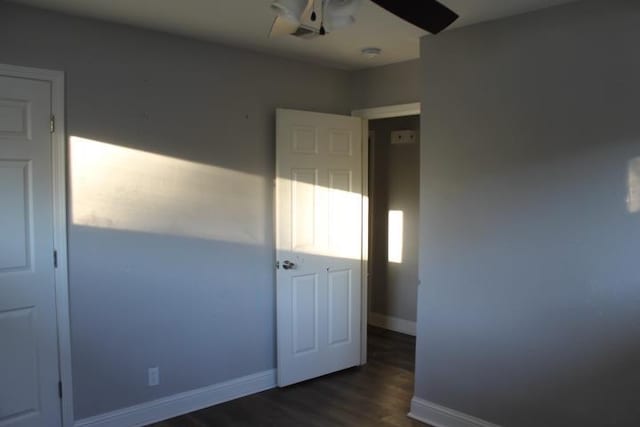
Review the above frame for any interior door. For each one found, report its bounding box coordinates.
[276,108,363,387]
[0,74,62,426]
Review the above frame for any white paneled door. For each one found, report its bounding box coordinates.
[276,109,363,387]
[0,75,62,426]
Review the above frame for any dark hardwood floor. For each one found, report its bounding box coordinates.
[151,326,425,427]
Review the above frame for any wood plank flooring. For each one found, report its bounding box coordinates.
[151,326,425,427]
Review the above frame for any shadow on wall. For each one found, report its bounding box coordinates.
[69,223,276,416]
[419,140,640,426]
[426,297,640,424]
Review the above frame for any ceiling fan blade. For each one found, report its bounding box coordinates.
[269,15,300,37]
[370,0,458,34]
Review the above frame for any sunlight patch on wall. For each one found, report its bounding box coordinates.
[70,136,266,244]
[627,157,640,214]
[388,210,403,264]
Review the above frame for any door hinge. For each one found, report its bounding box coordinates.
[50,115,55,133]
[275,260,280,270]
[58,381,62,399]
[53,250,58,268]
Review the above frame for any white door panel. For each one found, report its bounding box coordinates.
[292,274,319,355]
[0,75,61,427]
[328,269,352,346]
[0,161,31,271]
[276,109,362,387]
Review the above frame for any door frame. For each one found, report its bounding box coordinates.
[0,63,73,427]
[351,102,421,364]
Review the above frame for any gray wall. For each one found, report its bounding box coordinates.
[369,116,420,322]
[416,0,640,425]
[350,59,420,110]
[0,3,351,419]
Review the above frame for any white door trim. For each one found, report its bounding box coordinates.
[352,103,421,121]
[351,102,421,364]
[0,63,73,427]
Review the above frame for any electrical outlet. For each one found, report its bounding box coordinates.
[148,367,160,387]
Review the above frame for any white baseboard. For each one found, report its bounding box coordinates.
[75,369,276,427]
[408,397,499,427]
[368,312,416,336]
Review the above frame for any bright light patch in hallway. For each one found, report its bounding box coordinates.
[388,210,403,263]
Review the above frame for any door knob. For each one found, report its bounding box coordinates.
[282,260,296,270]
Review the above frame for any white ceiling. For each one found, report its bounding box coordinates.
[10,0,581,69]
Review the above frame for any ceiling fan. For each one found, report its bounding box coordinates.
[269,0,458,39]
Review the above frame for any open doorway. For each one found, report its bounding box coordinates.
[368,114,420,335]
[367,113,420,377]
[353,103,420,382]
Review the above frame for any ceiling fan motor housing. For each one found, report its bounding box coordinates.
[271,0,308,22]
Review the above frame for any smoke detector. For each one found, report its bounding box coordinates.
[361,47,382,58]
